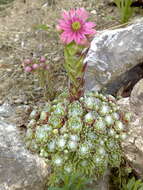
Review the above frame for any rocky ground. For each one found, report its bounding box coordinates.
[0,0,142,124]
[0,0,141,108]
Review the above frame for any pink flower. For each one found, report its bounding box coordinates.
[23,59,32,65]
[32,64,39,70]
[40,56,46,63]
[57,8,96,45]
[24,66,32,72]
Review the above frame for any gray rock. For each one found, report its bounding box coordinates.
[118,80,143,177]
[0,102,14,118]
[85,18,143,93]
[0,121,49,190]
[130,79,143,116]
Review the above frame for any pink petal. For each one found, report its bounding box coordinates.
[25,66,32,72]
[79,38,89,46]
[83,28,96,35]
[59,20,71,30]
[76,8,89,21]
[56,25,63,32]
[69,9,76,18]
[74,32,86,44]
[71,17,83,26]
[61,31,74,44]
[62,10,70,20]
[74,36,81,44]
[83,22,96,35]
[84,22,96,28]
[32,64,39,69]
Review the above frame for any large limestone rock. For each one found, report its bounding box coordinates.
[118,79,143,177]
[85,18,143,94]
[0,121,49,190]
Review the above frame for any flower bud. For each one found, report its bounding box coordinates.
[24,66,32,72]
[32,64,39,70]
[56,25,63,33]
[80,38,89,47]
[23,58,32,65]
[40,56,46,63]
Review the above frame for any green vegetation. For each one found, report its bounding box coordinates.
[114,0,133,23]
[48,172,93,190]
[0,0,14,5]
[25,90,131,186]
[122,177,143,190]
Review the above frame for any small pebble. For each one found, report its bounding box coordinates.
[91,10,97,15]
[14,99,23,104]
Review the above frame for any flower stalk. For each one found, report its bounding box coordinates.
[64,43,86,101]
[57,8,96,102]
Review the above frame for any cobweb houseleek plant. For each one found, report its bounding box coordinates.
[25,8,131,187]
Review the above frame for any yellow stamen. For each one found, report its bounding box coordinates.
[72,21,81,31]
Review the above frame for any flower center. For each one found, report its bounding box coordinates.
[72,21,81,31]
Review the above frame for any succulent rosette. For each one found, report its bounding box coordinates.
[25,90,131,184]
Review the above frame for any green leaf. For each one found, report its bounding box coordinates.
[121,177,143,190]
[64,46,84,86]
[48,187,62,190]
[0,0,14,5]
[113,0,133,23]
[34,24,49,31]
[134,179,143,190]
[126,177,135,189]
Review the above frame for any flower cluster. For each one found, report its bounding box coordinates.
[25,91,131,185]
[22,55,55,99]
[57,8,96,45]
[22,56,49,73]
